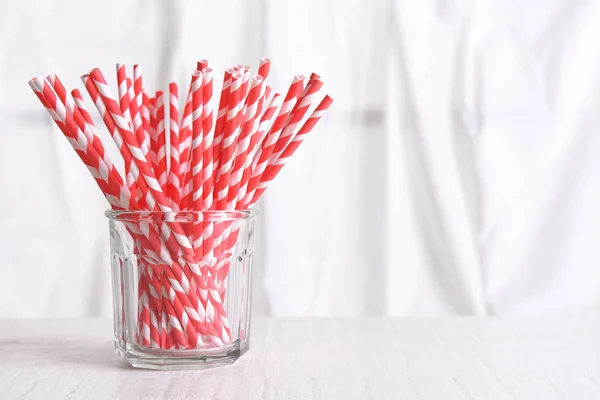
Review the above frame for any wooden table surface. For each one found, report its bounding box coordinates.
[1,317,599,399]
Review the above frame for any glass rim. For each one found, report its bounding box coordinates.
[105,209,258,222]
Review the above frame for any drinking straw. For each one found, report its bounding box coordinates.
[154,91,168,193]
[167,83,181,208]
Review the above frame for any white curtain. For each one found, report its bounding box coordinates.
[2,0,600,317]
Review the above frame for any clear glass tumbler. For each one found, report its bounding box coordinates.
[106,210,256,370]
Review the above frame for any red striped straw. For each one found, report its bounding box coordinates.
[212,73,243,262]
[246,85,271,164]
[251,90,279,157]
[247,95,334,206]
[240,66,251,103]
[214,72,243,209]
[116,65,137,197]
[148,97,158,168]
[201,68,215,211]
[226,74,264,209]
[133,65,151,165]
[154,91,168,192]
[190,71,204,252]
[212,69,234,171]
[142,92,150,150]
[178,77,195,210]
[200,69,215,260]
[126,79,146,162]
[116,64,132,128]
[167,83,181,209]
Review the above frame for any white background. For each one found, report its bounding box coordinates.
[1,0,600,318]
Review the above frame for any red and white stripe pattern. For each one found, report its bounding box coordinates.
[226,74,264,209]
[214,72,244,209]
[178,79,194,209]
[167,83,181,209]
[190,71,204,251]
[116,64,132,128]
[154,91,168,192]
[133,65,151,164]
[201,68,215,211]
[148,97,159,168]
[212,69,234,171]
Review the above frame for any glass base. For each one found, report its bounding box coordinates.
[115,339,249,370]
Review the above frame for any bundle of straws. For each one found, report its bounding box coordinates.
[29,58,332,349]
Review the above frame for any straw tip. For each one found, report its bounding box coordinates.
[27,77,39,88]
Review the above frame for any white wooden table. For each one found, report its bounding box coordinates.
[1,318,599,399]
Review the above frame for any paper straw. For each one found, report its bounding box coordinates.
[202,68,215,210]
[212,69,234,170]
[191,71,204,252]
[214,72,243,209]
[179,78,195,210]
[167,83,181,209]
[133,65,151,165]
[154,91,168,192]
[226,74,264,209]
